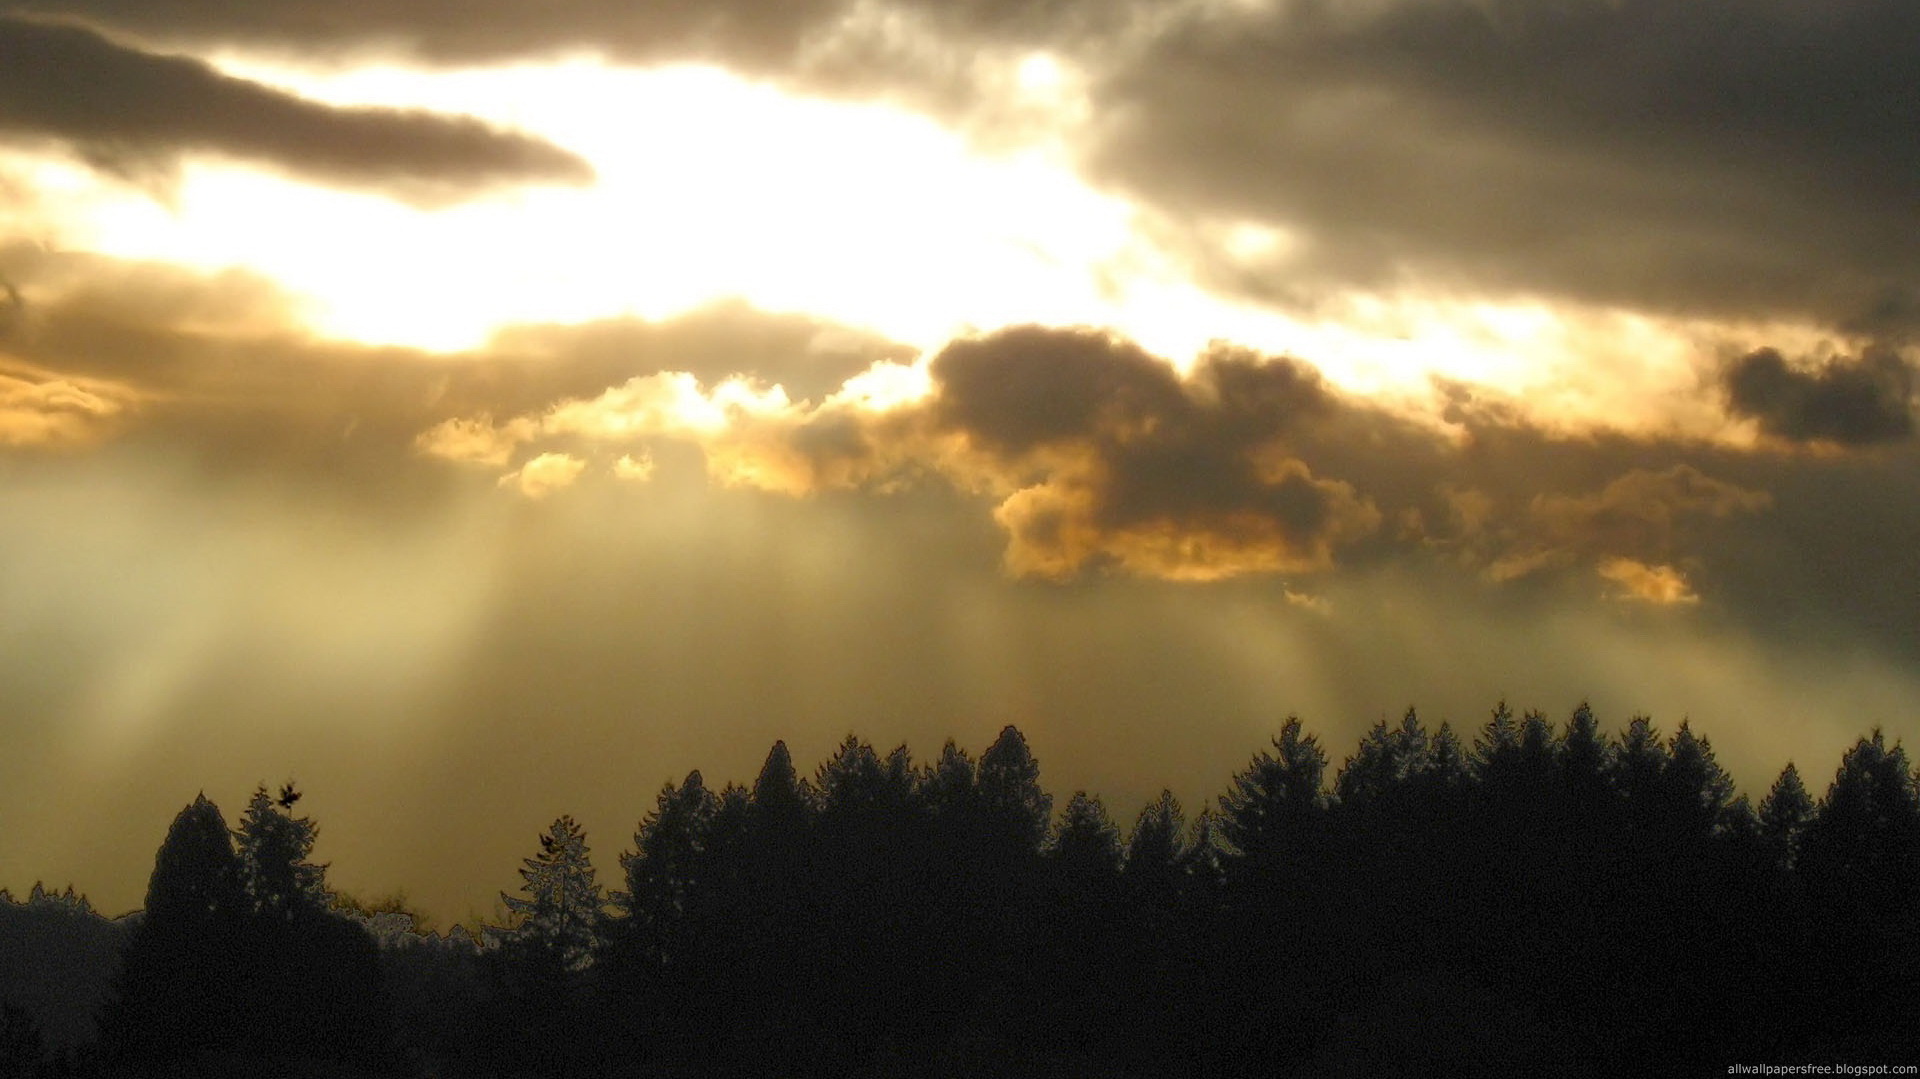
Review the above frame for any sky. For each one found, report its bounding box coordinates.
[2,0,1918,922]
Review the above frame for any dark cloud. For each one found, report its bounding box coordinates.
[921,328,1372,579]
[0,16,591,201]
[0,0,1119,117]
[1722,345,1915,446]
[1080,0,1920,328]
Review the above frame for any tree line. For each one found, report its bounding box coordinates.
[4,704,1919,1077]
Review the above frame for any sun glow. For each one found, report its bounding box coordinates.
[5,51,1776,438]
[46,57,1163,357]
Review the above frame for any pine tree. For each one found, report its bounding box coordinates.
[979,725,1052,855]
[749,740,812,839]
[1049,792,1123,881]
[1795,731,1920,1054]
[925,740,978,814]
[1338,708,1435,810]
[815,735,887,815]
[1758,763,1814,871]
[1335,718,1397,808]
[1470,700,1522,782]
[1421,722,1470,791]
[618,771,716,970]
[1801,731,1920,902]
[1613,715,1669,801]
[1558,702,1614,815]
[1218,716,1326,869]
[1124,790,1187,892]
[142,793,246,930]
[100,794,250,1065]
[234,782,329,921]
[1216,703,1333,1027]
[1663,720,1737,838]
[500,816,604,974]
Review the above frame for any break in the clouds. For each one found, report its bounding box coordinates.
[0,15,591,200]
[25,0,1920,334]
[1721,345,1916,447]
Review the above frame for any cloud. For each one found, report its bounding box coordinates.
[1453,464,1773,585]
[0,15,592,201]
[1527,465,1774,558]
[0,248,909,490]
[0,368,132,447]
[1078,0,1920,331]
[426,322,1820,592]
[923,328,1377,579]
[1722,345,1915,446]
[39,0,1914,335]
[414,415,537,467]
[1597,558,1698,606]
[8,245,1915,663]
[611,452,654,482]
[450,325,1385,581]
[498,451,585,499]
[9,0,1121,92]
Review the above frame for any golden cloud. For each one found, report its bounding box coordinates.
[414,414,538,467]
[498,451,586,499]
[0,369,134,447]
[1597,558,1700,606]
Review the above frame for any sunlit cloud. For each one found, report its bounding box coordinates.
[1597,558,1700,606]
[415,414,537,467]
[0,370,132,446]
[498,451,586,499]
[611,452,654,482]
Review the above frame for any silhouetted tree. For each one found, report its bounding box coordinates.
[978,725,1052,857]
[498,815,603,975]
[1122,790,1187,906]
[1021,791,1126,1061]
[1470,700,1522,782]
[1611,714,1670,820]
[61,709,1920,1075]
[1758,762,1814,872]
[748,739,812,840]
[1214,717,1332,1068]
[98,794,250,1067]
[104,789,400,1074]
[1048,792,1123,883]
[1217,717,1326,879]
[809,737,930,1063]
[1660,721,1737,840]
[1796,731,1920,1055]
[616,770,716,974]
[234,782,329,922]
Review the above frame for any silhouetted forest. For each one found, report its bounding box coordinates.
[5,704,1920,1077]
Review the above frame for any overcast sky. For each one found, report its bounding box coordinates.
[3,0,1917,921]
